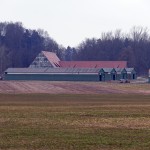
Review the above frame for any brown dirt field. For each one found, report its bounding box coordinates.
[0,81,150,94]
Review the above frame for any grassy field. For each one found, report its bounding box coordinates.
[0,94,150,150]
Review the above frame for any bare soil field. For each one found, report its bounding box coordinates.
[0,80,150,94]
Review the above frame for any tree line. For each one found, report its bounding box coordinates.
[0,22,150,75]
[66,27,150,75]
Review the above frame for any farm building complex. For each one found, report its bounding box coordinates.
[4,51,137,81]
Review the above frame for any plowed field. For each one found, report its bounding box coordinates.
[0,81,150,94]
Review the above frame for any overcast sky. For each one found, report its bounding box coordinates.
[0,0,149,47]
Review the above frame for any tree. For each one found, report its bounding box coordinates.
[0,22,63,73]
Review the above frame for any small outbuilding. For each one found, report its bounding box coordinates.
[115,68,127,80]
[125,68,137,80]
[103,68,117,81]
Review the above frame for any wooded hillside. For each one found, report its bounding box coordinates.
[0,22,64,74]
[0,22,150,75]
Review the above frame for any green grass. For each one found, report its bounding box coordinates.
[0,94,150,150]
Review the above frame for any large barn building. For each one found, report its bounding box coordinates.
[4,51,137,81]
[29,51,127,69]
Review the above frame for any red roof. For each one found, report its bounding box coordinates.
[59,61,127,68]
[41,51,127,68]
[42,51,60,67]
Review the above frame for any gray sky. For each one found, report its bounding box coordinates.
[0,0,149,47]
